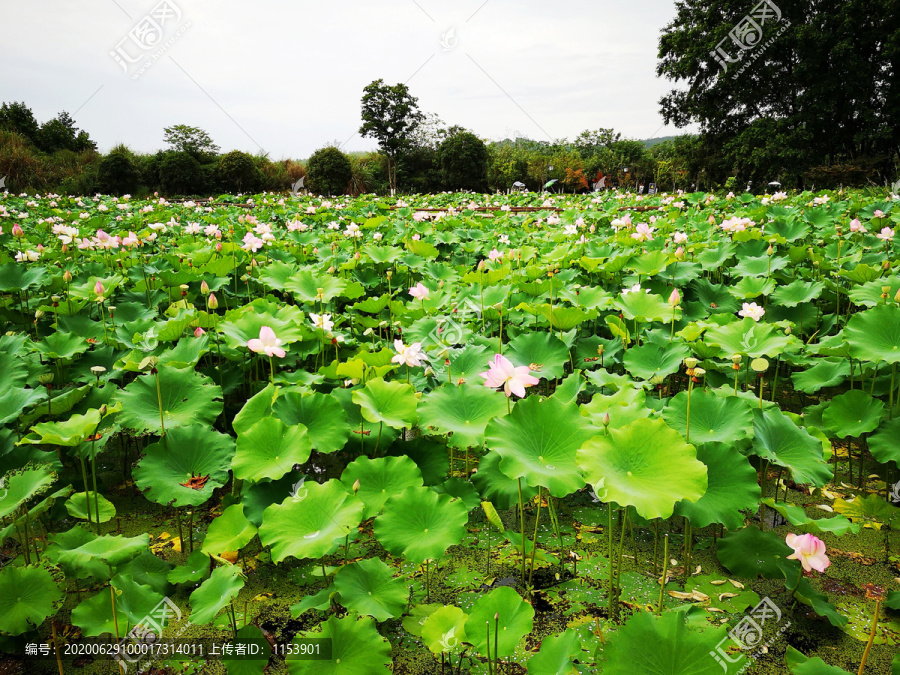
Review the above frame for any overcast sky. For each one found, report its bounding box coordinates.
[2,0,690,158]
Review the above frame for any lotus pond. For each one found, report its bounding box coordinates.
[0,188,899,674]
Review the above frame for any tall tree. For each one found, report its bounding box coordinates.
[657,0,900,186]
[163,125,220,158]
[0,102,40,145]
[38,111,96,153]
[359,79,425,194]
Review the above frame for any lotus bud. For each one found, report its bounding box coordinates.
[439,280,444,289]
[11,224,24,237]
[38,372,54,385]
[352,479,360,493]
[194,327,206,337]
[684,357,698,369]
[251,258,258,268]
[216,241,222,252]
[884,260,891,270]
[668,289,680,307]
[200,281,210,295]
[208,293,219,309]
[766,245,774,256]
[894,289,900,303]
[750,358,769,373]
[94,281,105,296]
[63,270,72,283]
[597,345,604,356]
[99,404,108,416]
[35,309,45,320]
[327,266,335,274]
[386,270,393,279]
[602,412,610,427]
[784,326,791,335]
[675,246,685,259]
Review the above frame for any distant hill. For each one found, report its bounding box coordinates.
[640,136,677,148]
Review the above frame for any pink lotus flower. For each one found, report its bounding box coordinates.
[874,210,885,218]
[194,327,206,337]
[630,222,655,242]
[391,339,425,367]
[409,282,430,300]
[877,226,894,242]
[11,224,24,238]
[673,231,688,244]
[849,218,866,233]
[668,289,680,306]
[785,533,830,573]
[247,326,286,358]
[479,354,540,398]
[488,248,503,261]
[94,281,105,297]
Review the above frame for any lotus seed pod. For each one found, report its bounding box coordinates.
[34,310,45,319]
[684,357,698,369]
[91,366,107,375]
[38,372,54,385]
[139,356,159,371]
[731,353,743,364]
[750,358,769,373]
[693,367,706,377]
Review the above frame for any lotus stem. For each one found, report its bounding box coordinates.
[608,503,614,619]
[528,487,543,590]
[78,451,93,528]
[517,479,526,588]
[175,508,184,555]
[614,507,629,621]
[789,564,803,610]
[685,376,693,443]
[155,369,166,436]
[683,518,692,584]
[890,363,897,418]
[657,534,669,616]
[51,622,63,675]
[187,508,194,553]
[111,585,124,674]
[493,613,499,673]
[485,621,493,675]
[21,506,34,564]
[90,429,101,535]
[375,422,383,455]
[857,599,881,675]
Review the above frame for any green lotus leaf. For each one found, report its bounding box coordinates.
[727,275,776,299]
[770,279,824,307]
[485,396,594,497]
[53,532,150,573]
[716,526,792,578]
[189,564,245,625]
[526,628,581,675]
[749,407,831,487]
[662,391,754,446]
[464,586,534,658]
[623,342,688,381]
[705,317,797,358]
[22,409,101,446]
[432,477,481,511]
[675,442,760,529]
[332,388,400,452]
[0,387,43,426]
[352,378,418,429]
[786,646,853,675]
[232,417,312,482]
[581,387,651,430]
[33,331,92,360]
[832,494,898,530]
[218,298,307,349]
[202,504,258,556]
[374,486,468,563]
[0,564,65,636]
[421,606,468,654]
[257,261,299,291]
[223,624,272,675]
[775,559,846,627]
[71,573,165,637]
[0,263,47,292]
[845,304,900,364]
[115,366,222,434]
[791,357,850,393]
[232,383,278,436]
[616,291,678,323]
[386,439,448,486]
[504,331,570,380]
[333,558,407,622]
[287,615,391,674]
[339,456,423,519]
[274,390,351,454]
[759,499,858,536]
[684,575,760,614]
[578,418,707,520]
[822,390,884,438]
[0,464,57,519]
[284,269,348,303]
[65,491,116,523]
[418,383,508,449]
[117,550,172,596]
[167,549,211,585]
[401,603,444,638]
[470,451,538,511]
[259,480,364,563]
[869,416,900,465]
[134,426,235,507]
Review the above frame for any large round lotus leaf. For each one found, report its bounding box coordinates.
[791,357,850,393]
[259,480,364,563]
[870,416,900,465]
[232,383,277,435]
[387,439,448,486]
[432,477,481,511]
[464,586,534,658]
[506,331,570,380]
[0,386,43,426]
[484,396,594,498]
[285,269,349,304]
[65,491,116,523]
[705,317,797,358]
[287,615,391,675]
[189,564,245,625]
[333,558,407,622]
[34,331,92,360]
[52,533,150,572]
[662,390,753,446]
[218,298,308,349]
[846,304,900,364]
[274,390,351,454]
[749,407,831,487]
[232,417,312,482]
[771,279,825,307]
[623,343,688,381]
[717,526,793,578]
[0,464,57,519]
[332,388,400,452]
[374,486,468,563]
[600,611,739,675]
[578,418,707,520]
[675,442,760,529]
[117,550,173,596]
[167,549,211,586]
[581,387,651,430]
[115,366,222,434]
[418,383,508,449]
[470,450,538,510]
[201,504,257,557]
[72,573,164,637]
[351,378,418,429]
[442,344,492,380]
[616,291,677,323]
[526,628,581,675]
[421,606,468,654]
[727,275,776,299]
[134,426,235,508]
[340,456,423,519]
[0,564,65,635]
[822,390,884,439]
